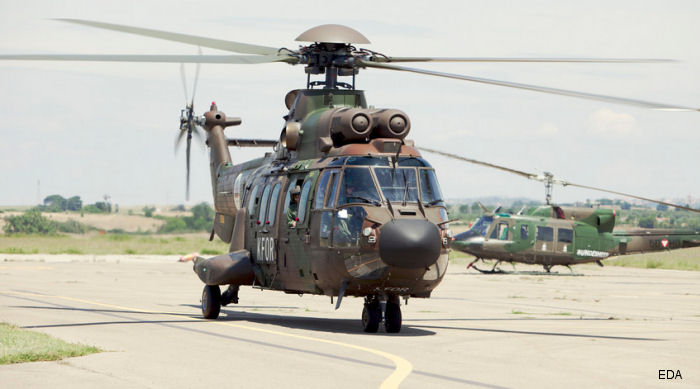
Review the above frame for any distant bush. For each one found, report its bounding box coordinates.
[143,206,156,217]
[157,202,214,233]
[3,210,57,235]
[56,219,90,234]
[159,217,187,233]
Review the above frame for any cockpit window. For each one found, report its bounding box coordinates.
[469,216,493,237]
[374,167,419,203]
[345,156,390,166]
[419,169,443,205]
[337,167,381,206]
[398,157,431,167]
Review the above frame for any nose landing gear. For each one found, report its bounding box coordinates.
[361,295,402,333]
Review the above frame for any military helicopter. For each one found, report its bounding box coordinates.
[419,147,700,273]
[3,20,699,333]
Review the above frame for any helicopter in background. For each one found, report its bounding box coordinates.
[2,19,698,332]
[419,147,700,273]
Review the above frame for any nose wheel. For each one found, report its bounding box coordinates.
[201,285,221,319]
[361,295,402,333]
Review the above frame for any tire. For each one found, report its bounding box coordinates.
[362,302,381,333]
[202,285,221,319]
[384,301,402,333]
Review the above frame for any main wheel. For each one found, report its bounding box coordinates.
[384,301,402,333]
[362,301,381,333]
[201,285,221,319]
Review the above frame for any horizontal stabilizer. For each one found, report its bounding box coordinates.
[227,139,278,147]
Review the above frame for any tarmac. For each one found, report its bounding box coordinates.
[1,254,698,388]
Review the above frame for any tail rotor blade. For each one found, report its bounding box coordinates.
[191,47,202,106]
[180,63,189,105]
[186,129,192,201]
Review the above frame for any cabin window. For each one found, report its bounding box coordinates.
[267,183,281,226]
[297,180,313,223]
[536,226,553,242]
[489,222,509,240]
[520,224,529,240]
[558,228,574,243]
[233,170,252,209]
[257,184,271,225]
[332,206,367,247]
[337,167,381,206]
[247,185,259,217]
[374,167,418,203]
[419,169,443,206]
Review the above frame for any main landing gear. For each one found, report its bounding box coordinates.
[362,295,402,333]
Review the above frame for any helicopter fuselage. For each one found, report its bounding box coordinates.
[196,88,451,306]
[452,206,700,269]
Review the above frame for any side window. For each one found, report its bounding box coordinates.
[558,228,573,243]
[257,184,271,225]
[324,171,340,208]
[247,185,259,217]
[298,180,313,223]
[267,183,281,226]
[490,222,509,240]
[314,170,331,209]
[520,224,529,240]
[536,226,553,242]
[319,211,332,247]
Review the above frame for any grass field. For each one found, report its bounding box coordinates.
[0,323,101,364]
[606,247,700,271]
[449,246,700,271]
[0,232,229,256]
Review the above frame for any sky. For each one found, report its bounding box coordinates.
[1,0,699,207]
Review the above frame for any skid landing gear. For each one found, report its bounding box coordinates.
[362,295,402,333]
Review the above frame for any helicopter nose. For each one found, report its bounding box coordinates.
[451,236,484,256]
[378,219,441,268]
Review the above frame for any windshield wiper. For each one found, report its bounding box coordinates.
[425,199,444,207]
[347,195,381,206]
[401,169,410,207]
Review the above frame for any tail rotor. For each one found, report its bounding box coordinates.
[176,49,204,201]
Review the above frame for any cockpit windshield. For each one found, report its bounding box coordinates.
[337,167,382,206]
[374,168,419,203]
[470,216,494,237]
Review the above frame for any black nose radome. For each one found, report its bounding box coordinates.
[378,219,441,268]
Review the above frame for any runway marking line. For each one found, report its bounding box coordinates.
[2,290,412,389]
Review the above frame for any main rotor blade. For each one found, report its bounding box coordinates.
[361,61,699,111]
[0,54,293,64]
[559,181,700,213]
[419,147,700,213]
[56,19,280,56]
[373,57,676,64]
[418,147,537,180]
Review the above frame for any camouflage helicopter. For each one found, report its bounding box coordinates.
[419,147,700,273]
[3,20,699,333]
